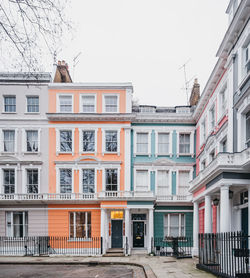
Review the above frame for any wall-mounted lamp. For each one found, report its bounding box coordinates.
[213,198,220,206]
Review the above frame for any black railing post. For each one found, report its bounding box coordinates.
[101,237,103,255]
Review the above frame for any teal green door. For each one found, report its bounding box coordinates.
[241,208,248,235]
[111,220,123,248]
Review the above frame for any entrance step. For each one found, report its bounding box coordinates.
[103,248,125,257]
[131,248,148,255]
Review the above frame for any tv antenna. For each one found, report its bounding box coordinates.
[73,52,82,80]
[179,59,194,105]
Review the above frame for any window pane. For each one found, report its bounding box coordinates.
[105,96,118,112]
[105,131,117,152]
[179,134,190,153]
[83,131,95,152]
[105,169,118,191]
[82,169,95,193]
[26,130,38,152]
[27,97,39,112]
[136,170,148,191]
[60,131,72,152]
[82,96,95,112]
[60,169,72,193]
[3,169,15,193]
[137,133,148,153]
[179,171,189,195]
[157,170,168,196]
[246,112,250,147]
[27,169,38,193]
[4,96,16,112]
[3,130,15,152]
[59,96,72,112]
[158,133,169,153]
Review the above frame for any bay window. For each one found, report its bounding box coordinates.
[69,212,91,238]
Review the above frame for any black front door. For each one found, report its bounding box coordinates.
[111,220,123,248]
[133,221,144,248]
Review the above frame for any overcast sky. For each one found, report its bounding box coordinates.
[60,0,229,107]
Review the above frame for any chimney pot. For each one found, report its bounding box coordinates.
[62,60,65,65]
[58,60,61,66]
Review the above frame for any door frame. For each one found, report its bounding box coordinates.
[111,219,123,248]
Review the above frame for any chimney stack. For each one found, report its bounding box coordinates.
[189,78,200,106]
[53,60,72,83]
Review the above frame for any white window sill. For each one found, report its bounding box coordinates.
[103,151,119,154]
[2,112,17,114]
[0,152,16,155]
[57,152,74,155]
[177,153,194,157]
[24,112,40,115]
[81,151,96,155]
[134,153,150,156]
[156,153,173,157]
[22,152,40,155]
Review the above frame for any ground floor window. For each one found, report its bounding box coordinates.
[164,213,185,237]
[69,211,91,238]
[6,211,28,237]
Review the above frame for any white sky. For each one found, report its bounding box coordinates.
[60,0,229,107]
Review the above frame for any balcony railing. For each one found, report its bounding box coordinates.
[190,147,250,191]
[0,191,192,202]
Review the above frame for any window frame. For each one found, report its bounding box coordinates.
[80,129,97,154]
[2,129,16,153]
[104,168,119,192]
[134,169,150,192]
[209,105,216,131]
[80,94,96,113]
[58,168,73,194]
[25,168,39,194]
[3,95,16,113]
[26,96,39,113]
[6,211,28,238]
[103,94,119,113]
[178,170,190,196]
[135,132,150,155]
[56,128,75,154]
[80,168,96,194]
[2,168,16,194]
[57,94,73,113]
[156,132,170,156]
[200,119,206,145]
[69,211,91,239]
[105,130,118,153]
[164,213,185,237]
[102,128,120,155]
[179,133,191,155]
[156,170,170,196]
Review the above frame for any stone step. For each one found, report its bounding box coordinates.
[103,253,125,257]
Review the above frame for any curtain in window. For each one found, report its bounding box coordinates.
[178,171,189,195]
[26,130,38,152]
[82,96,95,112]
[59,96,72,112]
[136,170,148,191]
[27,169,38,193]
[137,133,148,153]
[3,130,15,152]
[179,134,190,153]
[158,133,169,154]
[157,170,169,196]
[105,96,117,112]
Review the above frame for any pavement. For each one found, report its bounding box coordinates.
[0,255,215,278]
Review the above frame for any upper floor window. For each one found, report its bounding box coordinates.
[209,149,216,162]
[60,169,72,193]
[164,213,185,237]
[26,130,38,152]
[219,86,227,116]
[4,96,16,113]
[158,133,169,154]
[201,160,206,171]
[3,169,15,194]
[157,170,169,196]
[82,95,95,113]
[59,95,72,113]
[221,138,227,153]
[69,211,91,238]
[243,42,250,76]
[82,169,95,193]
[104,95,118,112]
[83,130,95,152]
[27,96,39,113]
[179,133,190,154]
[209,105,215,130]
[26,169,38,193]
[3,130,15,152]
[105,131,117,152]
[178,171,189,195]
[201,119,206,143]
[246,111,250,148]
[60,130,72,152]
[136,133,148,154]
[136,170,148,192]
[105,169,118,191]
[6,211,28,237]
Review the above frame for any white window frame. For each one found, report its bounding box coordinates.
[155,132,172,157]
[242,40,250,78]
[177,170,191,196]
[200,119,206,145]
[69,211,91,239]
[6,211,28,237]
[1,128,17,153]
[209,104,216,132]
[26,95,39,113]
[80,94,97,113]
[56,167,74,194]
[56,128,75,155]
[102,167,121,192]
[177,131,194,157]
[79,128,97,154]
[101,128,120,155]
[103,94,119,113]
[22,128,41,153]
[57,94,74,113]
[156,169,171,196]
[134,169,150,192]
[134,131,151,156]
[21,166,41,194]
[164,213,185,237]
[0,167,17,194]
[79,167,97,194]
[3,95,16,113]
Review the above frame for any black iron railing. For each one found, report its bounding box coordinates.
[197,232,250,278]
[0,236,102,256]
[152,236,193,258]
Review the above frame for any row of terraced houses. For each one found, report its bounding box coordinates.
[0,0,249,257]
